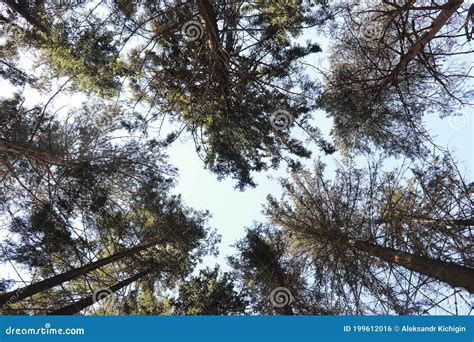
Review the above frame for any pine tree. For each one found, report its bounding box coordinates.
[229,224,338,315]
[320,0,472,156]
[170,266,247,315]
[266,155,473,313]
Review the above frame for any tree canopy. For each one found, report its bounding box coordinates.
[0,0,472,316]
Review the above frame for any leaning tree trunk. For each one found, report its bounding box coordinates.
[0,240,160,307]
[339,235,474,293]
[377,0,464,98]
[47,270,151,315]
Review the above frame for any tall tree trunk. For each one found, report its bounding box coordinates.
[377,0,464,98]
[0,241,160,306]
[197,0,220,52]
[278,305,294,316]
[196,0,230,75]
[339,235,474,293]
[47,270,151,315]
[0,140,70,166]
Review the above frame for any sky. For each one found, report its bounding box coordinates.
[167,97,473,272]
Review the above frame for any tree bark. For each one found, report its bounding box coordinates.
[340,235,474,293]
[279,305,294,316]
[196,0,230,67]
[377,0,464,98]
[0,140,69,166]
[47,270,151,315]
[0,241,160,307]
[197,0,220,51]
